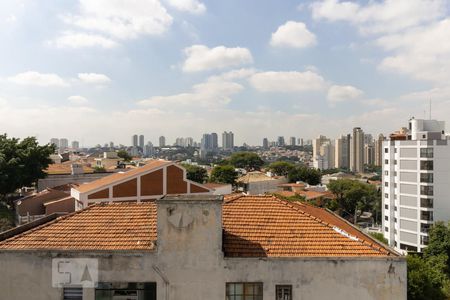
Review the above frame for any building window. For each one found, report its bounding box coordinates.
[385,227,388,232]
[421,235,429,246]
[420,161,433,170]
[394,183,398,188]
[385,216,389,221]
[385,159,389,164]
[385,182,389,187]
[394,160,398,165]
[400,243,418,252]
[395,218,397,223]
[276,285,292,300]
[384,193,388,198]
[394,206,397,211]
[385,171,389,176]
[385,204,389,209]
[420,198,433,208]
[420,173,434,183]
[420,186,434,196]
[421,211,434,222]
[95,282,156,300]
[226,283,263,300]
[385,148,388,153]
[421,223,431,234]
[420,148,434,158]
[63,287,83,300]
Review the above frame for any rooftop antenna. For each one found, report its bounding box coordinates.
[429,98,432,120]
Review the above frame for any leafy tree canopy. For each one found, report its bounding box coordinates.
[117,150,132,162]
[287,166,321,186]
[210,165,238,185]
[228,152,264,171]
[267,161,295,176]
[0,134,55,202]
[182,164,208,184]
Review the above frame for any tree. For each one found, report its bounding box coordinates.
[369,232,388,244]
[267,161,295,176]
[182,164,208,184]
[288,166,321,185]
[424,222,450,273]
[0,135,55,204]
[117,150,132,162]
[228,152,264,171]
[210,165,238,185]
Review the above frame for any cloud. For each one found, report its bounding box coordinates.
[182,45,253,72]
[51,32,118,48]
[311,0,445,35]
[138,76,243,109]
[249,71,326,92]
[270,21,317,48]
[327,85,363,104]
[7,71,69,87]
[77,73,111,84]
[166,0,206,14]
[62,0,173,39]
[68,95,89,105]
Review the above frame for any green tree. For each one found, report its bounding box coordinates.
[368,232,388,244]
[210,165,238,185]
[182,164,208,184]
[267,161,295,176]
[287,166,321,185]
[0,135,55,204]
[93,166,106,173]
[117,150,132,162]
[228,152,264,171]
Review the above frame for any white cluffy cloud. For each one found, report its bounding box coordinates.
[270,21,317,48]
[52,32,118,49]
[311,0,445,35]
[249,71,326,92]
[327,85,363,104]
[166,0,206,14]
[68,95,89,105]
[7,71,69,87]
[63,0,173,40]
[77,73,111,84]
[182,45,253,72]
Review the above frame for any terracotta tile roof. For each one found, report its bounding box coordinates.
[45,163,94,175]
[237,171,281,183]
[75,160,172,193]
[0,202,156,251]
[222,195,392,257]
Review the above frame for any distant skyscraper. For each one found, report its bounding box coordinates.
[144,142,154,157]
[277,136,285,147]
[297,138,304,147]
[185,137,194,147]
[364,144,375,166]
[222,131,234,150]
[289,137,296,146]
[132,135,138,147]
[313,135,335,170]
[109,141,114,149]
[335,134,350,169]
[262,138,269,149]
[50,138,59,148]
[351,127,365,173]
[201,134,213,150]
[159,136,166,147]
[211,133,218,150]
[374,134,385,167]
[139,135,144,149]
[71,141,79,150]
[59,138,69,150]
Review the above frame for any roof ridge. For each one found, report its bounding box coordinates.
[0,204,97,246]
[272,197,390,255]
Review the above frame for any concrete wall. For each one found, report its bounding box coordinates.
[0,252,406,300]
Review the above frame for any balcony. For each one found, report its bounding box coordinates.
[421,211,434,222]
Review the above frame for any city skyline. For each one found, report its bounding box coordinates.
[1,0,450,146]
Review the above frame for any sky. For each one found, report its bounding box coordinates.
[1,0,450,147]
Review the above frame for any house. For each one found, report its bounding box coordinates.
[203,183,233,195]
[0,194,406,299]
[71,160,212,207]
[236,171,288,194]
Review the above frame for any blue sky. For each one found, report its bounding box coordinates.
[0,0,449,146]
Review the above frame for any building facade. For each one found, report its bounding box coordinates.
[352,127,365,173]
[383,118,450,253]
[222,131,234,150]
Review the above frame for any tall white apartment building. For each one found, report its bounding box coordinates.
[222,131,234,150]
[383,118,450,253]
[335,134,350,169]
[313,135,335,170]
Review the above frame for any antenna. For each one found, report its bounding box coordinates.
[429,98,432,120]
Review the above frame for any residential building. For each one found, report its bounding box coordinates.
[211,132,218,150]
[144,142,154,157]
[185,137,194,147]
[289,137,296,146]
[139,135,145,149]
[298,138,304,147]
[277,136,285,147]
[365,144,375,166]
[236,171,288,194]
[50,138,59,148]
[375,134,385,167]
[335,134,350,169]
[352,127,365,173]
[0,194,405,299]
[313,135,334,170]
[59,138,69,150]
[71,140,79,150]
[159,136,166,148]
[383,118,450,253]
[132,134,138,147]
[262,138,269,149]
[222,131,234,150]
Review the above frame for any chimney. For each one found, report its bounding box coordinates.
[71,163,84,175]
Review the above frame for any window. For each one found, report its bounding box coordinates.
[421,235,429,246]
[420,161,433,170]
[421,223,431,233]
[400,243,417,252]
[385,148,389,153]
[385,227,388,232]
[385,204,389,209]
[394,160,398,165]
[276,285,292,300]
[394,183,397,188]
[226,283,263,300]
[420,148,434,158]
[395,218,397,223]
[385,182,389,187]
[394,206,397,211]
[63,287,82,300]
[420,198,433,208]
[420,173,433,183]
[95,282,156,300]
[421,211,433,222]
[385,159,389,164]
[384,193,388,198]
[420,186,433,196]
[385,216,389,221]
[384,171,389,176]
